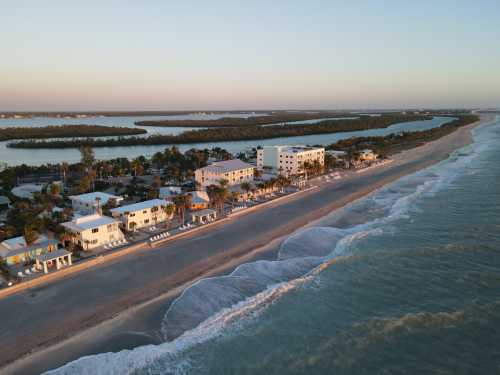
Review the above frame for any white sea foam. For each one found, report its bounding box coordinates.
[46,117,499,375]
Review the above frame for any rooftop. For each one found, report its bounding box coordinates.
[203,159,254,173]
[189,190,210,204]
[262,145,324,153]
[62,214,118,232]
[110,199,166,215]
[69,192,123,204]
[0,235,58,258]
[37,249,71,262]
[11,184,44,199]
[191,208,216,217]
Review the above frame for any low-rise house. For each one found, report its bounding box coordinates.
[0,235,58,266]
[0,195,10,210]
[257,145,325,176]
[195,159,255,188]
[69,192,123,214]
[359,149,378,162]
[11,184,44,200]
[159,186,182,201]
[110,199,169,231]
[188,191,210,210]
[61,214,124,250]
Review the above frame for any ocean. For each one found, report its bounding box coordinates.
[47,115,500,374]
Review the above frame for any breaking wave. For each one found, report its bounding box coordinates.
[46,118,497,374]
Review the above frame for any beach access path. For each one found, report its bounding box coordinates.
[0,114,492,374]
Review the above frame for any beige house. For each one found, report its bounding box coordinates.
[359,149,378,162]
[62,214,124,250]
[257,145,325,176]
[195,159,254,188]
[110,199,169,231]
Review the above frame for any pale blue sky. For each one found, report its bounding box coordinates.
[1,0,499,110]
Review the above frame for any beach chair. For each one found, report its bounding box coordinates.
[17,271,24,278]
[166,232,170,236]
[25,269,31,275]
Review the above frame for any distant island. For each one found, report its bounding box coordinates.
[0,110,269,119]
[134,112,355,127]
[8,114,432,148]
[0,125,147,141]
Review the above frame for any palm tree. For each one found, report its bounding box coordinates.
[163,203,176,229]
[240,182,252,204]
[173,194,191,227]
[60,162,69,185]
[95,196,102,214]
[23,225,39,246]
[231,191,240,208]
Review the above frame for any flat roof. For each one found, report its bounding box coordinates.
[37,249,70,262]
[191,208,216,217]
[69,192,123,204]
[110,199,166,214]
[202,159,254,174]
[262,145,324,153]
[62,214,118,232]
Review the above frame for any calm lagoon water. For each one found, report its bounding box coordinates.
[1,116,451,166]
[47,116,500,374]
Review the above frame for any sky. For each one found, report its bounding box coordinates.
[1,0,500,111]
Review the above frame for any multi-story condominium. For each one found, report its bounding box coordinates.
[69,192,123,214]
[195,159,255,188]
[257,145,325,176]
[0,235,58,266]
[110,199,169,231]
[62,214,124,250]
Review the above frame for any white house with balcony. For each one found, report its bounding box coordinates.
[110,199,169,231]
[69,192,123,214]
[61,214,124,250]
[257,145,325,176]
[195,159,254,188]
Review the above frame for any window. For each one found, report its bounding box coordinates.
[92,228,99,233]
[143,210,147,214]
[107,224,113,232]
[91,239,98,244]
[144,219,149,224]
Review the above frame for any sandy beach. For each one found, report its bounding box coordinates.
[0,113,493,375]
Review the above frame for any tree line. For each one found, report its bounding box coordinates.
[8,114,433,149]
[135,112,354,127]
[326,114,479,158]
[0,125,146,141]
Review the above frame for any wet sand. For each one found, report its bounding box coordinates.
[0,114,493,375]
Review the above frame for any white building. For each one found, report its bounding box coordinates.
[61,214,124,250]
[110,199,169,231]
[257,145,325,176]
[188,191,210,210]
[159,186,182,201]
[359,149,378,162]
[11,184,44,200]
[195,159,255,188]
[69,192,124,214]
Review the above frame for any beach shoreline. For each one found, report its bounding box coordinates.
[0,113,494,375]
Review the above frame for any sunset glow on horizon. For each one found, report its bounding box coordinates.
[2,0,500,111]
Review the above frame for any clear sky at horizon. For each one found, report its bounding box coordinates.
[1,0,500,111]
